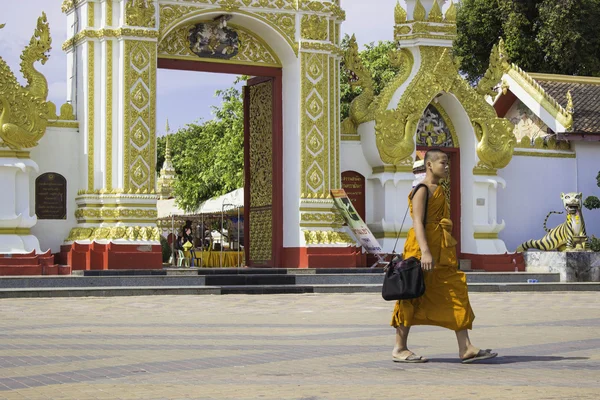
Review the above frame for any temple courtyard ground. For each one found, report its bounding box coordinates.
[0,292,598,399]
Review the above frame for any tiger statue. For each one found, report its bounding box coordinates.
[517,192,589,252]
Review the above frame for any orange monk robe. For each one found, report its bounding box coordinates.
[391,186,475,331]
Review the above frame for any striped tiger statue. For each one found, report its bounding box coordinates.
[517,192,588,252]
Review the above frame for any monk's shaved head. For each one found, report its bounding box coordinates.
[424,149,447,164]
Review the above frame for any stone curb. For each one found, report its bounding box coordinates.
[0,282,599,298]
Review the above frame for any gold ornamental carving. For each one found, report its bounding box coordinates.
[0,13,51,150]
[476,38,510,98]
[304,230,354,245]
[256,12,296,43]
[87,41,95,190]
[106,39,114,189]
[66,226,161,242]
[124,40,157,192]
[413,0,426,21]
[158,23,280,67]
[394,1,407,23]
[250,209,272,262]
[301,52,329,197]
[126,0,156,28]
[249,81,273,208]
[340,35,375,135]
[301,14,328,40]
[428,0,443,22]
[374,46,515,170]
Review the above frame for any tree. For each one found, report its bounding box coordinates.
[583,171,600,251]
[340,35,401,120]
[454,0,600,83]
[156,84,244,212]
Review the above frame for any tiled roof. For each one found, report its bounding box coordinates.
[531,75,600,134]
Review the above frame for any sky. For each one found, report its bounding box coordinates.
[0,0,449,135]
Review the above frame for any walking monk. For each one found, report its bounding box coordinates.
[391,149,498,364]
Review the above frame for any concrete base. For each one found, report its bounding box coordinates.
[524,251,600,282]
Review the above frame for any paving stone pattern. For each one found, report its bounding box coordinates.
[0,293,599,399]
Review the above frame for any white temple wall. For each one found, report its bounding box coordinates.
[498,155,577,251]
[29,127,80,253]
[574,142,600,239]
[340,141,374,220]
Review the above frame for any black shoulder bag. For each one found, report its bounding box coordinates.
[381,183,429,301]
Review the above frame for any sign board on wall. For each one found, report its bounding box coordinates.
[35,173,67,220]
[341,171,365,221]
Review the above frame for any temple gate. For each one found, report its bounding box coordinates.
[53,0,355,269]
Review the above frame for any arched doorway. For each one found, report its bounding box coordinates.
[157,16,286,267]
[415,103,461,255]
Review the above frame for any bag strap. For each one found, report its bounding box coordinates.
[391,184,430,254]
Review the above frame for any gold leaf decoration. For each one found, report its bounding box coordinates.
[413,0,426,21]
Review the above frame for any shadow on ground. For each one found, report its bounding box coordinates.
[430,356,589,364]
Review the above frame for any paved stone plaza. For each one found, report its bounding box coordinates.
[0,292,599,399]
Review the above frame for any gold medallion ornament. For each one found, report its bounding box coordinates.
[0,14,51,150]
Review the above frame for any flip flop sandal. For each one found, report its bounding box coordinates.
[393,354,429,363]
[461,349,498,364]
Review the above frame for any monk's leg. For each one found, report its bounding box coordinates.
[392,324,416,358]
[455,329,480,359]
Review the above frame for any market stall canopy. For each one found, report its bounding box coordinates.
[157,188,244,220]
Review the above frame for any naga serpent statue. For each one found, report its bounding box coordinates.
[517,192,589,252]
[0,13,51,150]
[341,34,375,135]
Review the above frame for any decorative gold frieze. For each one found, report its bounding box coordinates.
[74,207,158,221]
[62,28,160,51]
[300,41,343,57]
[303,230,354,245]
[66,226,161,242]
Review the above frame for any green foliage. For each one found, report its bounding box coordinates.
[583,170,600,212]
[340,35,401,120]
[584,196,600,211]
[156,84,244,212]
[590,236,600,252]
[160,235,172,263]
[454,0,600,83]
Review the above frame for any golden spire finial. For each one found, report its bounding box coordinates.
[165,118,170,134]
[445,0,457,22]
[566,91,574,114]
[428,0,443,22]
[413,0,426,21]
[395,1,407,24]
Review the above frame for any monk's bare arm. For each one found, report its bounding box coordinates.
[411,187,430,255]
